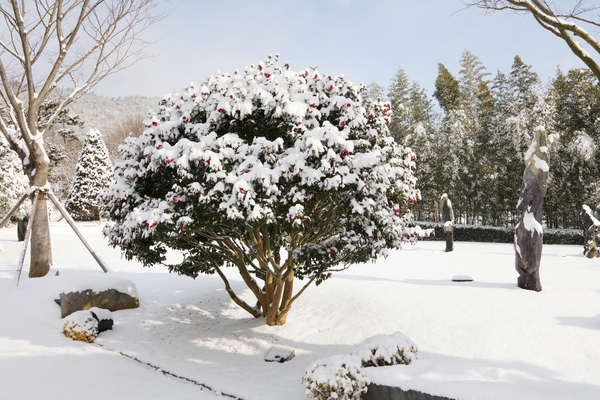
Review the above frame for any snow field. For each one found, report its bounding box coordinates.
[0,224,599,399]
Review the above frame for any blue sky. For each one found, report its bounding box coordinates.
[93,0,589,99]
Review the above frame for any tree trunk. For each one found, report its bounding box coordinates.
[28,141,53,278]
[28,195,52,277]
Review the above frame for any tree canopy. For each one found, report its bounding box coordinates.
[101,56,426,325]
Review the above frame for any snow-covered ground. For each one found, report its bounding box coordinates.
[1,223,599,400]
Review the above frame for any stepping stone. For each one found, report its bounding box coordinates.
[452,275,474,282]
[265,345,295,363]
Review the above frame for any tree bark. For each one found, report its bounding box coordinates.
[28,196,52,277]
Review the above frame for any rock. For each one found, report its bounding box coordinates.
[451,275,473,282]
[58,277,139,318]
[265,345,295,363]
[363,384,454,400]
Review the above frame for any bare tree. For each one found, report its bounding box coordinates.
[463,0,600,79]
[104,111,145,162]
[0,0,165,278]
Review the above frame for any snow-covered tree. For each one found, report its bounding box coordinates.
[0,135,29,220]
[547,68,598,227]
[101,56,424,326]
[0,0,164,278]
[65,130,113,221]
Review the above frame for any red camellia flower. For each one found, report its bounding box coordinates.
[411,155,416,162]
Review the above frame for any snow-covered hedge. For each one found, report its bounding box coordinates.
[418,222,584,245]
[302,332,417,400]
[302,355,369,400]
[351,331,418,367]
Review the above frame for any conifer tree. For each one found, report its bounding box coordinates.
[64,130,113,221]
[0,136,29,220]
[433,63,461,114]
[548,68,600,227]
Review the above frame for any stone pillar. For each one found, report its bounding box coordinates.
[514,126,549,291]
[440,193,454,252]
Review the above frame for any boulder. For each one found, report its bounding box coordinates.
[58,276,139,318]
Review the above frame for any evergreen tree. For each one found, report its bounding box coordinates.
[388,67,438,220]
[433,63,461,113]
[64,129,113,221]
[548,68,600,227]
[362,81,386,105]
[0,135,29,220]
[387,68,411,143]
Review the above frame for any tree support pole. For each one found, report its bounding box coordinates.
[48,191,109,273]
[0,193,28,229]
[16,192,38,286]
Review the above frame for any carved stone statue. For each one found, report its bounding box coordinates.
[440,193,454,252]
[514,126,549,292]
[581,204,600,258]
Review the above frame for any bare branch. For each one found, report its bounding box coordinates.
[463,0,600,80]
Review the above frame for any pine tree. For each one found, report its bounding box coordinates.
[548,68,600,227]
[387,67,439,220]
[433,63,461,114]
[64,129,113,221]
[387,68,411,142]
[0,135,29,220]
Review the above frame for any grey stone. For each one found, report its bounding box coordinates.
[59,288,139,318]
[265,345,295,363]
[362,384,454,400]
[451,275,473,282]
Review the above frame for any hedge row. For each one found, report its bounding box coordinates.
[415,222,584,245]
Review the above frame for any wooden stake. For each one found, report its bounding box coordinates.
[16,192,38,286]
[0,193,28,229]
[48,191,109,273]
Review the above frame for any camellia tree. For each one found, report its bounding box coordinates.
[101,56,425,326]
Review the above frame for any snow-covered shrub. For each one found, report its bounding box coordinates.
[351,332,418,367]
[101,55,423,325]
[302,355,369,400]
[62,309,99,343]
[0,134,29,220]
[65,129,113,221]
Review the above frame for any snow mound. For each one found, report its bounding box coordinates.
[302,354,369,400]
[351,331,418,367]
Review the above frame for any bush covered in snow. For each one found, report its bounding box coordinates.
[0,134,29,220]
[418,222,584,245]
[302,354,369,400]
[351,331,418,367]
[62,309,99,343]
[101,55,423,325]
[61,307,113,343]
